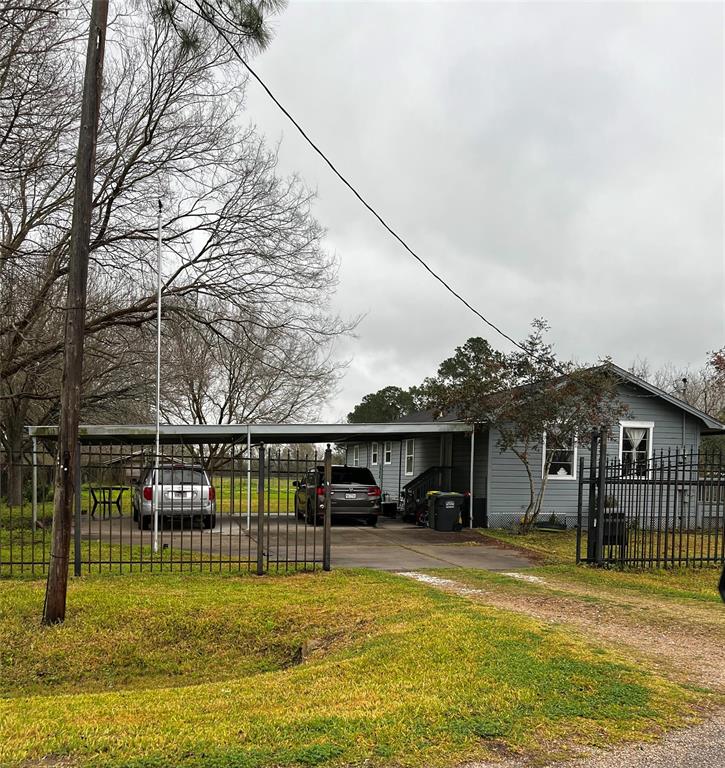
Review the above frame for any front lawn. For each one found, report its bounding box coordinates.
[481,527,725,573]
[0,570,701,768]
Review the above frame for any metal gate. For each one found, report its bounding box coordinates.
[576,437,724,567]
[0,440,333,576]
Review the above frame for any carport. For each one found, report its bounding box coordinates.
[28,420,477,521]
[19,420,494,576]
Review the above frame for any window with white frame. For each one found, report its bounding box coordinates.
[405,439,415,476]
[384,441,392,465]
[619,421,653,477]
[542,431,577,479]
[352,444,360,467]
[371,442,379,465]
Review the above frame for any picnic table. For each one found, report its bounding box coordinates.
[89,486,128,519]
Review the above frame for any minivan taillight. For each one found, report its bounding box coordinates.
[367,486,382,497]
[143,486,153,501]
[208,486,216,501]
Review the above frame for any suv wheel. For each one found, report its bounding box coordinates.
[366,515,378,527]
[204,513,216,530]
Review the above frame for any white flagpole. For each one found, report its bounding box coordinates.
[153,200,162,553]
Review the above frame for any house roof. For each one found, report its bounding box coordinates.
[606,363,725,433]
[390,362,725,433]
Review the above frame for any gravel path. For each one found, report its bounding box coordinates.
[464,711,725,767]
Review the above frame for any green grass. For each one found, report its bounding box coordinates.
[478,529,723,602]
[540,563,724,602]
[0,529,262,578]
[480,528,582,564]
[0,570,701,768]
[1,476,298,527]
[482,528,725,574]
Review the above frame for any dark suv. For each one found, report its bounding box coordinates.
[294,465,381,526]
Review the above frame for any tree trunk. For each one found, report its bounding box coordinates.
[43,0,108,626]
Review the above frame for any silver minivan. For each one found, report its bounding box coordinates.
[133,464,216,530]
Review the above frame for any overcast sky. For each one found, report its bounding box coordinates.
[245,0,724,422]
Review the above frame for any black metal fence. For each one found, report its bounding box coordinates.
[0,441,333,576]
[577,445,724,567]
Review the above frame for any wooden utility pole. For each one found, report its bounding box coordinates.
[43,1,109,625]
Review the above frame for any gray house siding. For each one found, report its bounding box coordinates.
[486,382,705,528]
[346,430,488,503]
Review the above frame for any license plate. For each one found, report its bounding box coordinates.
[345,493,357,500]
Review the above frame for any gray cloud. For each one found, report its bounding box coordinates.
[246,0,724,420]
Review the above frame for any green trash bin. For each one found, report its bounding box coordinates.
[427,492,465,532]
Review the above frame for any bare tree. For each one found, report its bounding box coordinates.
[163,304,340,428]
[628,351,725,419]
[1,1,350,487]
[0,1,349,622]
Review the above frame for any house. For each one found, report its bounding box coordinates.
[343,364,725,529]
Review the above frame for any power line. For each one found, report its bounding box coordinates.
[179,2,658,399]
[183,2,543,360]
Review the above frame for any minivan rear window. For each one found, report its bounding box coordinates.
[330,467,376,485]
[155,468,207,486]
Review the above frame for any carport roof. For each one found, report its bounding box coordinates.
[26,421,473,445]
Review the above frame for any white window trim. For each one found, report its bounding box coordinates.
[541,431,578,481]
[618,420,654,476]
[371,442,379,466]
[352,444,360,467]
[404,439,415,476]
[384,440,392,465]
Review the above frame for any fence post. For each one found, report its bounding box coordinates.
[586,430,599,563]
[74,443,81,577]
[323,444,332,572]
[256,444,265,576]
[595,426,607,565]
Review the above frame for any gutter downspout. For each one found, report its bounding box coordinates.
[469,425,475,529]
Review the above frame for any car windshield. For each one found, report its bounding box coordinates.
[329,467,376,485]
[155,468,206,486]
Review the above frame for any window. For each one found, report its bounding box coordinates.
[542,432,577,480]
[331,466,376,485]
[154,467,207,486]
[352,445,360,467]
[371,442,379,465]
[384,441,392,465]
[619,421,653,477]
[405,439,415,476]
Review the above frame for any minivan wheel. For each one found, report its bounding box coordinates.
[204,514,216,530]
[366,515,378,527]
[132,505,138,523]
[140,514,152,531]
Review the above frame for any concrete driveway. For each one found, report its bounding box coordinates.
[326,517,533,570]
[74,513,533,571]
